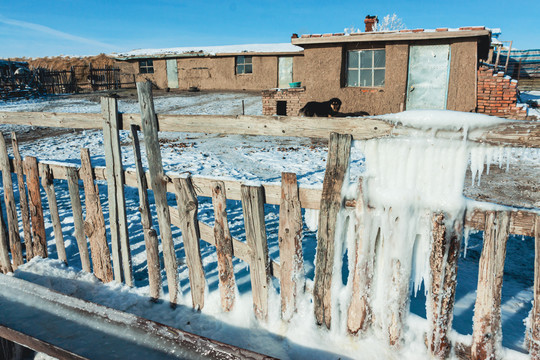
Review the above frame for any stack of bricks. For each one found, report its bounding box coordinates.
[262,88,306,116]
[477,65,528,120]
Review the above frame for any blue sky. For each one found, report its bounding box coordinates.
[1,0,538,58]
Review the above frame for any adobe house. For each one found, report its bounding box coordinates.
[111,44,304,91]
[264,20,494,116]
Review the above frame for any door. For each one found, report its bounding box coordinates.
[278,57,293,88]
[166,59,179,88]
[406,45,450,110]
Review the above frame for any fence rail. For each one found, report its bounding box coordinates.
[0,83,539,359]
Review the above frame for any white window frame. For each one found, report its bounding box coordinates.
[346,49,385,87]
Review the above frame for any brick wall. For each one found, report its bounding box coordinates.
[262,88,306,116]
[477,66,528,119]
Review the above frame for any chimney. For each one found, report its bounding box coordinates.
[364,15,378,32]
[291,33,298,39]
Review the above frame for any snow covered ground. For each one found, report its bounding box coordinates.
[0,92,538,359]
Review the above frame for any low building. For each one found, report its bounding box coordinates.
[111,44,304,91]
[268,26,492,116]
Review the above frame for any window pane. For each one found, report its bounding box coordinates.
[374,69,385,86]
[147,67,154,74]
[360,69,372,87]
[348,51,358,69]
[237,55,245,64]
[244,64,252,73]
[373,50,385,68]
[347,69,359,86]
[244,56,252,64]
[140,67,147,74]
[236,64,244,74]
[147,60,153,66]
[360,51,372,68]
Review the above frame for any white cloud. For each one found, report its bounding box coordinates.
[0,15,116,50]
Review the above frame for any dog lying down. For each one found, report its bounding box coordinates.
[298,98,369,117]
[299,98,342,117]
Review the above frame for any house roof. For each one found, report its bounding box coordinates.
[111,43,303,60]
[291,27,491,46]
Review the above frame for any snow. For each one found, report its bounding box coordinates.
[0,93,537,359]
[111,43,303,59]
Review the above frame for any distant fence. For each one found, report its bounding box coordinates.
[488,47,540,91]
[0,84,539,359]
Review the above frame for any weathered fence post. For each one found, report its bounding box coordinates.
[40,164,67,264]
[80,148,113,283]
[24,156,47,259]
[211,181,236,312]
[278,172,304,321]
[530,215,540,359]
[102,96,132,285]
[471,211,510,360]
[314,132,352,329]
[0,133,23,267]
[137,81,179,305]
[11,132,33,261]
[130,125,161,300]
[174,176,206,310]
[427,212,462,359]
[241,184,270,321]
[0,196,13,273]
[66,167,91,272]
[347,181,375,335]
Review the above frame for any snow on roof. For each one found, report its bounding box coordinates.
[111,43,303,60]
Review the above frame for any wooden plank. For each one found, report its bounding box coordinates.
[40,164,67,264]
[66,167,91,273]
[137,81,178,305]
[466,208,535,237]
[427,213,462,359]
[102,96,132,285]
[211,180,236,312]
[24,156,47,259]
[1,110,538,148]
[277,172,304,321]
[0,196,12,273]
[347,181,375,335]
[313,132,352,329]
[530,215,540,359]
[11,132,33,261]
[130,125,161,300]
[241,184,270,321]
[173,176,206,310]
[80,148,113,283]
[471,211,510,360]
[0,133,23,267]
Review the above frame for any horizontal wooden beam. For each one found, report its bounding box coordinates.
[466,209,536,237]
[1,111,538,147]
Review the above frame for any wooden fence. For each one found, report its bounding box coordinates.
[0,82,539,359]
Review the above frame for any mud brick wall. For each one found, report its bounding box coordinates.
[262,88,307,116]
[477,66,528,120]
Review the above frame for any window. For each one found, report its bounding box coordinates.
[236,56,252,74]
[347,49,385,87]
[139,60,154,74]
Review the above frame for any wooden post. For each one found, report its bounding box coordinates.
[347,181,375,335]
[0,195,13,273]
[66,167,91,273]
[11,132,33,261]
[211,181,236,312]
[24,156,47,259]
[40,164,67,264]
[529,215,540,358]
[241,184,270,321]
[278,172,304,321]
[130,125,161,300]
[0,133,23,267]
[80,148,113,283]
[136,81,179,305]
[173,176,206,310]
[427,212,462,359]
[314,132,352,329]
[102,96,132,286]
[471,211,510,360]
